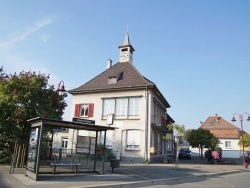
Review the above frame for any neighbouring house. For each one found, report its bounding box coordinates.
[66,32,175,163]
[200,114,243,158]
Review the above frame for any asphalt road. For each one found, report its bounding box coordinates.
[142,171,250,188]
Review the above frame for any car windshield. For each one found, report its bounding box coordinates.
[180,148,190,152]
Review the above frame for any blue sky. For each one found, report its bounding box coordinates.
[1,0,250,133]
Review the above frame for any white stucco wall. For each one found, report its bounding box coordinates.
[70,90,148,161]
[218,138,240,158]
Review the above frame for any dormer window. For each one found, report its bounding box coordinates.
[210,121,215,125]
[108,72,123,84]
[109,76,117,84]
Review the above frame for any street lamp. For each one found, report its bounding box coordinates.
[231,112,250,168]
[57,80,66,92]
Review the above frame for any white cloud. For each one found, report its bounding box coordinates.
[0,17,56,50]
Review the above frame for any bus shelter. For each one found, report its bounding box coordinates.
[25,117,115,181]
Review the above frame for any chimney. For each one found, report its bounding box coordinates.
[215,113,219,121]
[107,59,112,69]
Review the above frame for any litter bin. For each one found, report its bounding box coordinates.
[110,159,120,172]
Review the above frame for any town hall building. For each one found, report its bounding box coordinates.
[66,33,174,163]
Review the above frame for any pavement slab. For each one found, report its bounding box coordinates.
[0,158,249,188]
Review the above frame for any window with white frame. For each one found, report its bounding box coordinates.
[126,130,140,149]
[115,98,127,117]
[128,97,139,117]
[102,97,140,119]
[74,103,94,117]
[62,137,68,149]
[103,99,115,118]
[80,104,89,117]
[225,141,231,148]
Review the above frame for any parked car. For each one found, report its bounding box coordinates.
[178,148,191,159]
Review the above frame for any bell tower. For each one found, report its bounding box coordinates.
[118,32,135,63]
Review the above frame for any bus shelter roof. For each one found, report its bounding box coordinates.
[27,117,116,131]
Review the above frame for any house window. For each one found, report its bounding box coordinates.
[80,104,88,117]
[102,97,140,119]
[153,99,166,124]
[109,76,117,84]
[225,141,231,148]
[108,73,123,84]
[62,137,68,149]
[210,121,215,125]
[128,97,139,117]
[103,99,115,118]
[74,103,94,118]
[115,98,127,117]
[126,130,140,149]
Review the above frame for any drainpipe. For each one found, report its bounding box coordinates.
[145,85,149,162]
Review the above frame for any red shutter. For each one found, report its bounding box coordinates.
[88,103,94,117]
[74,104,80,117]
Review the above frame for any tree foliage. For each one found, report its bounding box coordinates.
[167,124,186,136]
[0,67,67,166]
[185,128,220,158]
[239,134,250,147]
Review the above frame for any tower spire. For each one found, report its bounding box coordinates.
[123,32,130,45]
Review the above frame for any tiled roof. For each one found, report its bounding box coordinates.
[69,62,154,93]
[200,115,240,139]
[209,129,240,139]
[69,62,171,107]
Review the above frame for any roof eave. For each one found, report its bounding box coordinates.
[68,85,150,94]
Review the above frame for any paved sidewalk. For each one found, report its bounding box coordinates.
[0,158,249,188]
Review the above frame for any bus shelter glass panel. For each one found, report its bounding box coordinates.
[27,127,40,171]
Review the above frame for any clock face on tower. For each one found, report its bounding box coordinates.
[120,52,128,60]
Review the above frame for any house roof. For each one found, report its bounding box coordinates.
[69,61,171,108]
[200,114,240,139]
[167,113,175,124]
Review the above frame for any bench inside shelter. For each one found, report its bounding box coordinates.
[51,159,82,175]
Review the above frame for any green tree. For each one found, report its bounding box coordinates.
[164,123,186,142]
[167,124,186,136]
[239,134,250,147]
[185,128,219,159]
[0,68,67,167]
